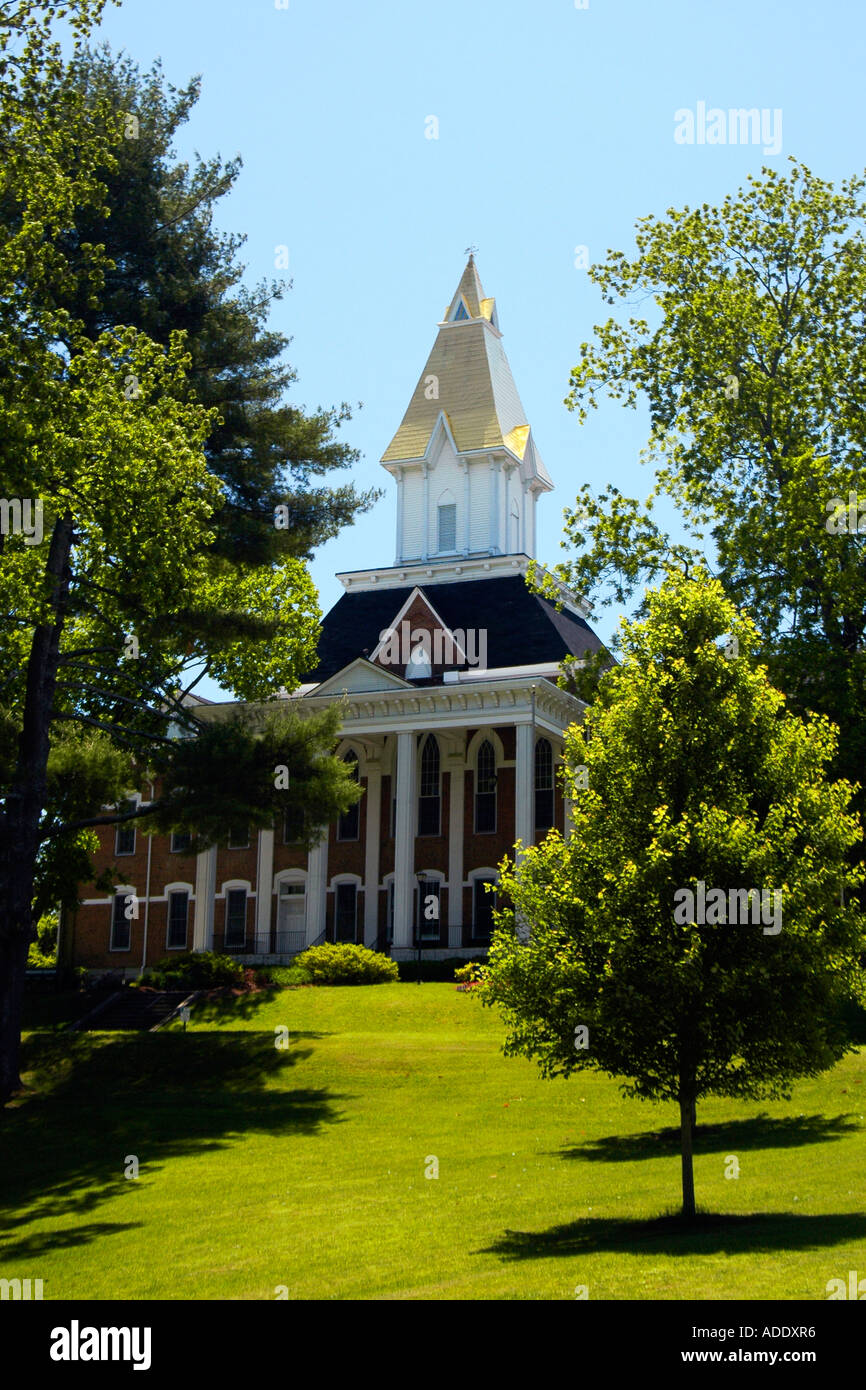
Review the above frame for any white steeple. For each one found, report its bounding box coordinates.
[380,256,553,566]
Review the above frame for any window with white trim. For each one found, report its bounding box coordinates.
[115,823,135,856]
[535,738,554,832]
[472,877,497,942]
[416,875,441,941]
[418,735,440,836]
[225,888,247,947]
[475,739,497,833]
[437,503,457,552]
[335,882,358,942]
[167,890,189,949]
[110,893,132,951]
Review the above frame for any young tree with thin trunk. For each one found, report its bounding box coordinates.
[481,572,865,1219]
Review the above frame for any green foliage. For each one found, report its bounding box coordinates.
[546,159,866,798]
[264,964,309,986]
[481,572,866,1209]
[294,944,399,986]
[27,910,58,967]
[146,951,243,991]
[453,959,489,983]
[0,10,375,945]
[143,703,361,853]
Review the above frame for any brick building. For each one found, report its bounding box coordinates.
[67,256,606,972]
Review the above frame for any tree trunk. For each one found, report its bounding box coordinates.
[0,515,73,1103]
[0,931,30,1100]
[679,1093,697,1220]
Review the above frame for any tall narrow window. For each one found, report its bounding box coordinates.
[337,753,360,840]
[167,891,189,949]
[110,893,132,951]
[416,876,441,941]
[170,831,191,854]
[535,738,554,832]
[228,824,249,849]
[437,503,457,552]
[335,882,358,942]
[225,889,247,948]
[475,739,497,833]
[473,878,497,942]
[418,735,441,836]
[115,823,135,856]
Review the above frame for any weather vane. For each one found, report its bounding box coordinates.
[464,244,478,258]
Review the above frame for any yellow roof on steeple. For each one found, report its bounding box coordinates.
[381,257,552,488]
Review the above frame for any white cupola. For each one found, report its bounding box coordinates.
[380,256,554,566]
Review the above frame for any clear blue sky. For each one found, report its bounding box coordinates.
[92,0,866,697]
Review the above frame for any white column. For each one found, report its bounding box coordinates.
[562,749,574,840]
[515,721,535,944]
[395,468,404,563]
[193,845,216,950]
[521,480,529,555]
[307,832,329,944]
[421,463,430,561]
[448,765,465,947]
[393,731,417,948]
[363,764,382,945]
[489,459,501,554]
[255,828,274,946]
[515,721,534,856]
[462,460,470,555]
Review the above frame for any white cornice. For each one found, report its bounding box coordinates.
[338,553,531,590]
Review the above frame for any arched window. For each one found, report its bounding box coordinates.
[475,739,497,833]
[337,752,360,841]
[535,738,554,832]
[334,881,359,942]
[418,735,441,836]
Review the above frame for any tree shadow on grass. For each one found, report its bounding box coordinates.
[556,1113,861,1164]
[180,989,318,1025]
[0,1028,349,1265]
[480,1211,866,1263]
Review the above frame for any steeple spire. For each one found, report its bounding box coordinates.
[380,258,553,566]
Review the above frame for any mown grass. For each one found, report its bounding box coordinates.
[2,982,865,1300]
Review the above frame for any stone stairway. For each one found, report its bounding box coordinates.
[82,989,191,1031]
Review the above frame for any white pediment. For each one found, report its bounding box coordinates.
[310,658,414,697]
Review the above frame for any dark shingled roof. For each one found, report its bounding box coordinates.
[306,575,605,683]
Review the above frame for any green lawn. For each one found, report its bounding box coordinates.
[2,982,865,1300]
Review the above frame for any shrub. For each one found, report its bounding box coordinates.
[293,943,399,986]
[147,950,244,991]
[267,964,310,986]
